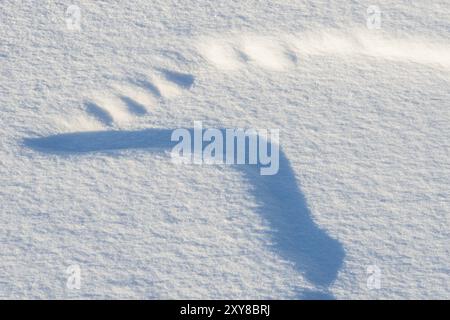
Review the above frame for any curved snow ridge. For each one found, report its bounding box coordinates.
[198,30,450,71]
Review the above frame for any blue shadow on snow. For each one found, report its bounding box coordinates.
[24,128,344,293]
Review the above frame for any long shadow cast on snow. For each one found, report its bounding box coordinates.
[24,129,345,294]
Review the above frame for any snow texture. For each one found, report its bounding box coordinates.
[0,0,449,299]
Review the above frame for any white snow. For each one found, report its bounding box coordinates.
[197,40,243,71]
[0,0,449,299]
[239,36,295,71]
[85,93,133,126]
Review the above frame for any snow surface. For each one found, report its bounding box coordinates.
[0,0,449,299]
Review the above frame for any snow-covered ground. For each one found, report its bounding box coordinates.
[1,1,449,299]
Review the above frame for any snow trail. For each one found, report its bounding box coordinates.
[199,30,450,71]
